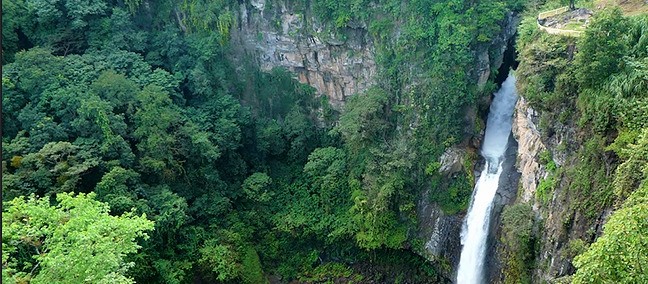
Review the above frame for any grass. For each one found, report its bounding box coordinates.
[563,21,588,31]
[593,0,648,16]
[538,0,646,37]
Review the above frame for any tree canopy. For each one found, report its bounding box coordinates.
[2,193,154,284]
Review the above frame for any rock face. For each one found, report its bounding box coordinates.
[414,146,468,282]
[474,12,522,91]
[417,194,463,281]
[438,146,467,176]
[231,0,376,108]
[512,97,547,207]
[503,87,612,283]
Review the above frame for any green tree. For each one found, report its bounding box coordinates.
[572,184,648,284]
[242,173,273,203]
[2,141,100,200]
[133,85,183,179]
[1,0,30,63]
[575,8,629,89]
[2,192,154,283]
[95,166,148,214]
[335,87,391,152]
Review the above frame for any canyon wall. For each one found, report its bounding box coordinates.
[492,91,612,283]
[231,0,376,108]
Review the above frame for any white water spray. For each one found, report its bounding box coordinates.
[457,73,518,284]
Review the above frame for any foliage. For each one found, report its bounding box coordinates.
[1,0,527,281]
[2,192,154,283]
[297,262,361,283]
[516,6,648,284]
[574,9,629,89]
[611,129,648,201]
[499,203,535,284]
[572,184,648,284]
[572,129,648,284]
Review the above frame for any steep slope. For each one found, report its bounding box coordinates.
[493,7,648,283]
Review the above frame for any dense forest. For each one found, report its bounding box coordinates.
[2,0,647,283]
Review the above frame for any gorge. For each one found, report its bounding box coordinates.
[2,0,647,283]
[457,73,518,284]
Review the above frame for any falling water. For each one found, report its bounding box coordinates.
[456,73,518,284]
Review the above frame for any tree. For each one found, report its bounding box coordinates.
[133,85,182,179]
[2,141,101,200]
[575,8,629,89]
[1,0,30,63]
[572,184,648,284]
[335,87,391,152]
[95,166,148,215]
[2,192,154,283]
[242,173,273,203]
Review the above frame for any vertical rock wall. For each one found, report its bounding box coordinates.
[505,92,612,283]
[231,0,376,108]
[512,97,547,208]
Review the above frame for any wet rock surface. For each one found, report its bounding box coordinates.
[416,191,463,280]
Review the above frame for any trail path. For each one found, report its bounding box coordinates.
[537,6,585,36]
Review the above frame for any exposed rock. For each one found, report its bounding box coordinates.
[511,97,547,207]
[416,190,463,280]
[540,8,592,29]
[438,146,467,176]
[231,1,376,108]
[474,12,521,92]
[509,89,611,283]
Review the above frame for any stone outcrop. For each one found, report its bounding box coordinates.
[438,146,467,176]
[505,83,611,283]
[511,97,547,207]
[416,196,463,281]
[231,0,376,108]
[474,12,522,91]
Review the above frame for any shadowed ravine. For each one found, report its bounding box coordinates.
[457,73,518,284]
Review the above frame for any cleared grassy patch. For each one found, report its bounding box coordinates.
[594,0,648,16]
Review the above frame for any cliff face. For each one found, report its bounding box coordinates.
[512,97,547,208]
[231,1,521,110]
[231,0,376,108]
[500,92,612,283]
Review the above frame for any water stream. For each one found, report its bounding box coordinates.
[456,73,518,284]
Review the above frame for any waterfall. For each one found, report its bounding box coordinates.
[456,73,518,284]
